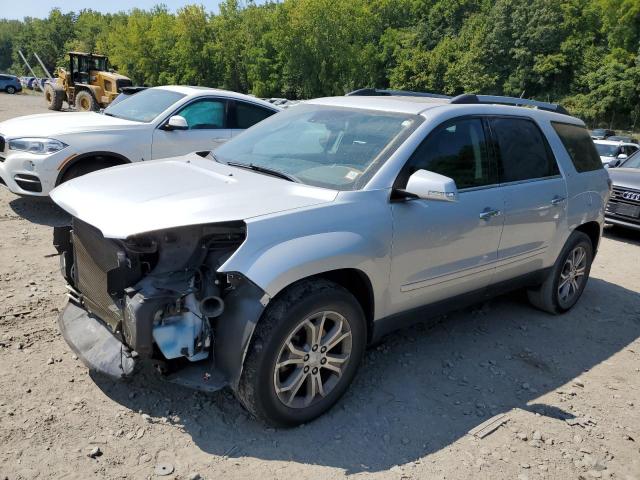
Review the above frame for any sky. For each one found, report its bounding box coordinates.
[0,1,240,20]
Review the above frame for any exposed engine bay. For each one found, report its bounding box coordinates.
[53,218,261,387]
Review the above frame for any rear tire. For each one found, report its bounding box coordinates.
[236,279,366,427]
[75,90,97,112]
[6,86,16,94]
[45,84,65,110]
[60,158,122,184]
[527,231,593,314]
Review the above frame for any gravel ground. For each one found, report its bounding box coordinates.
[1,91,639,480]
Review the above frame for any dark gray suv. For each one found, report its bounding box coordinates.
[0,74,22,94]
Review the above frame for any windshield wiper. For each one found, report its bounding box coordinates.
[226,162,299,183]
[103,112,118,118]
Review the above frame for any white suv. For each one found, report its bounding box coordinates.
[594,139,639,166]
[0,86,280,196]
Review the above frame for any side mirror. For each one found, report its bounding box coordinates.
[164,115,188,131]
[397,169,458,202]
[617,153,628,160]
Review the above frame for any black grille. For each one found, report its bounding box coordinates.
[116,79,133,92]
[606,187,640,223]
[610,187,640,205]
[73,219,123,330]
[0,135,5,161]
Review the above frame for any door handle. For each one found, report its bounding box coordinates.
[551,196,566,206]
[479,208,502,220]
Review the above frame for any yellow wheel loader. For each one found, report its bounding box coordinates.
[45,52,132,112]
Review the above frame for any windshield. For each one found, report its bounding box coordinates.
[595,143,619,157]
[214,104,421,190]
[103,88,185,122]
[89,57,107,71]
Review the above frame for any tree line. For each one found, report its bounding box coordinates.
[0,0,638,129]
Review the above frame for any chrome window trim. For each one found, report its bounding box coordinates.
[496,174,563,188]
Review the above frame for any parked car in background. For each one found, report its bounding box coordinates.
[605,150,640,231]
[0,74,22,94]
[591,128,616,140]
[50,92,609,426]
[594,139,639,166]
[607,135,639,144]
[0,86,280,196]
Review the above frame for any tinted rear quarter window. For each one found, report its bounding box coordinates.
[552,122,603,172]
[234,102,276,129]
[490,117,560,182]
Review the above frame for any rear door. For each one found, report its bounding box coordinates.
[151,97,231,159]
[489,116,568,282]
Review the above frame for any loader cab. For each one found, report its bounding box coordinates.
[69,52,108,86]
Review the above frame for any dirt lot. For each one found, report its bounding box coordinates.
[1,91,639,480]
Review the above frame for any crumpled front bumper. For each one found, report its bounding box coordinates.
[59,300,137,378]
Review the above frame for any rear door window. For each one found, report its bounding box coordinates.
[490,117,560,182]
[552,122,603,172]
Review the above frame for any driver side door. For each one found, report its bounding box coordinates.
[388,117,505,316]
[151,98,232,159]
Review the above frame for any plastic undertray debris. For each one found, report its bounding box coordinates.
[164,363,227,392]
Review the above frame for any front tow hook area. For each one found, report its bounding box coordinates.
[58,301,137,378]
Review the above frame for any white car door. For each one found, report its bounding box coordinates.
[151,98,232,159]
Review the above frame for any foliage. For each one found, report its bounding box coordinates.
[0,0,638,128]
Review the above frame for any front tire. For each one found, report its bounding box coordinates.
[236,279,366,427]
[75,90,97,112]
[527,231,593,314]
[6,85,16,94]
[59,158,122,184]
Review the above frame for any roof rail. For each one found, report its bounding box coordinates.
[346,88,570,115]
[346,88,452,100]
[450,93,569,115]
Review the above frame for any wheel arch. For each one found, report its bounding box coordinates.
[55,151,131,186]
[219,267,376,392]
[574,221,601,254]
[304,268,375,343]
[74,84,100,100]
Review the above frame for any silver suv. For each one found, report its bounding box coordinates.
[51,92,610,426]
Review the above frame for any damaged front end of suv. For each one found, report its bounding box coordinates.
[53,218,268,391]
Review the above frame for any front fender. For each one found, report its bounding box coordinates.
[220,192,393,319]
[217,231,386,390]
[234,231,380,296]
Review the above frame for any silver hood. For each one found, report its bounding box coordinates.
[50,153,338,239]
[608,167,640,190]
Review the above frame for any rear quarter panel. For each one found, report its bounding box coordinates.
[539,117,609,256]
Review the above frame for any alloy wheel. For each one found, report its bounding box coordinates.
[273,311,352,409]
[557,245,587,306]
